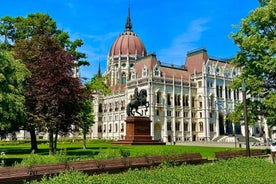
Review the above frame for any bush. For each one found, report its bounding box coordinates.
[31,170,91,184]
[19,149,67,166]
[119,149,130,158]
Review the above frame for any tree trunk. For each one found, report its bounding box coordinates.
[83,132,87,149]
[49,130,54,155]
[30,128,38,152]
[54,131,58,154]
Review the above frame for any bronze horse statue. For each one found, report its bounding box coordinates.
[126,88,149,116]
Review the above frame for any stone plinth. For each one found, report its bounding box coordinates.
[113,117,165,145]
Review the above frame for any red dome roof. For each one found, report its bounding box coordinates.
[109,31,147,57]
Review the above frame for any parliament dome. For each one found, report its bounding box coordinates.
[108,8,147,57]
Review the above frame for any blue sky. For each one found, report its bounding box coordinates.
[0,0,260,80]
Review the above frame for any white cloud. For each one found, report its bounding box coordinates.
[158,18,210,66]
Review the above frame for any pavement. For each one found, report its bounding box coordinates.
[172,141,270,150]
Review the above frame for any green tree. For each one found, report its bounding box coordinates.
[78,99,94,149]
[231,0,276,127]
[79,74,110,149]
[0,48,30,138]
[0,13,89,152]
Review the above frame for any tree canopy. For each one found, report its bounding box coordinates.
[0,13,91,153]
[231,0,276,126]
[0,48,30,137]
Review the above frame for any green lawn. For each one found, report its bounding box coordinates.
[32,157,276,184]
[1,139,239,166]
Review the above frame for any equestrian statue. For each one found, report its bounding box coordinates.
[126,87,149,116]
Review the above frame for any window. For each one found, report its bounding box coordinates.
[207,66,211,74]
[167,94,171,105]
[109,103,112,112]
[176,122,180,131]
[216,67,220,74]
[184,122,188,131]
[167,110,171,116]
[185,96,189,106]
[156,110,159,116]
[192,96,195,108]
[98,104,103,113]
[157,92,161,104]
[192,123,196,131]
[121,101,125,110]
[154,66,160,76]
[109,124,112,132]
[199,112,202,118]
[210,95,214,107]
[184,112,188,117]
[115,101,118,111]
[115,124,118,132]
[98,125,102,132]
[175,111,180,117]
[192,112,196,118]
[142,66,147,77]
[198,95,202,108]
[220,86,223,98]
[131,71,136,80]
[210,123,214,132]
[121,72,126,84]
[121,123,124,132]
[199,122,203,132]
[167,122,172,131]
[198,81,202,87]
[177,95,181,106]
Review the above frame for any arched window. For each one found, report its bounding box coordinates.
[216,66,220,74]
[198,95,202,108]
[156,91,161,104]
[121,72,126,84]
[115,124,118,132]
[142,66,147,77]
[98,103,103,113]
[176,122,180,131]
[167,94,171,105]
[207,65,211,74]
[154,66,160,76]
[192,122,196,131]
[199,122,203,132]
[232,68,237,77]
[210,123,214,132]
[184,122,188,131]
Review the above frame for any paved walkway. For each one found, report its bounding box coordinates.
[172,141,269,150]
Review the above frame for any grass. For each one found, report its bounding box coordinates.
[31,157,276,184]
[1,139,240,166]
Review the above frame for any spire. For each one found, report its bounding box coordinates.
[125,5,132,31]
[97,60,102,77]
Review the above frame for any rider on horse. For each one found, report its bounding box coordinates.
[126,87,149,117]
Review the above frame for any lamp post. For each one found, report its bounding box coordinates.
[242,78,250,157]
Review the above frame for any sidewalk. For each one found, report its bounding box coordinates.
[173,141,269,149]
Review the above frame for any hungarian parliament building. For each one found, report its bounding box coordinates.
[11,9,273,143]
[90,9,272,143]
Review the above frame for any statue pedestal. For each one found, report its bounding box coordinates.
[114,117,165,145]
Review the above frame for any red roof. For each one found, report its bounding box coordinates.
[109,31,147,57]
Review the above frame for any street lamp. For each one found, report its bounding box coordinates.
[242,78,250,157]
